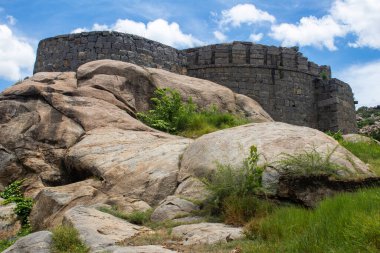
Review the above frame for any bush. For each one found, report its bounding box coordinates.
[51,225,89,253]
[137,88,250,138]
[202,145,269,222]
[325,130,343,141]
[277,146,348,177]
[0,180,33,225]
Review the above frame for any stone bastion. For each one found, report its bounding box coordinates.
[33,31,358,133]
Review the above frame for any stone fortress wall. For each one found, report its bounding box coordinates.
[33,31,357,133]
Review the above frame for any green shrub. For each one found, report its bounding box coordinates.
[325,130,343,141]
[137,88,250,138]
[223,195,275,226]
[277,146,348,177]
[202,145,268,221]
[0,180,33,225]
[51,225,89,253]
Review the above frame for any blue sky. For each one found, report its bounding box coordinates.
[0,0,379,106]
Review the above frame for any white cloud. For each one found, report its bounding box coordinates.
[270,0,380,51]
[249,33,263,42]
[269,15,347,51]
[331,0,380,49]
[219,4,275,28]
[337,60,380,107]
[71,27,88,33]
[6,15,16,25]
[213,31,227,42]
[72,18,203,48]
[0,24,35,81]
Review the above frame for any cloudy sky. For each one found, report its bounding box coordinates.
[0,0,379,106]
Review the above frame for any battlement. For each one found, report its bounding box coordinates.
[33,32,357,133]
[182,42,331,78]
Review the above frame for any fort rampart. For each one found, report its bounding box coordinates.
[33,31,358,133]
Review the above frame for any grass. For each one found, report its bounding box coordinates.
[277,146,349,177]
[191,188,380,253]
[137,88,250,138]
[243,187,380,253]
[127,228,182,247]
[51,225,89,253]
[340,140,380,175]
[97,206,152,225]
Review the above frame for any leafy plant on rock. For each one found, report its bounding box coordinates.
[137,88,250,138]
[202,145,271,224]
[0,180,33,225]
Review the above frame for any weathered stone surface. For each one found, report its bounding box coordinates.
[63,206,151,250]
[30,179,106,230]
[76,60,273,123]
[179,122,375,204]
[0,201,20,240]
[343,134,379,144]
[174,177,210,202]
[151,196,199,222]
[0,98,84,189]
[65,128,192,205]
[101,245,177,253]
[171,223,243,245]
[104,196,151,214]
[3,231,52,253]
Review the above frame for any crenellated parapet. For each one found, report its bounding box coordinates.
[182,42,331,78]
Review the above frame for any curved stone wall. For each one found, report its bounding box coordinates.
[34,31,187,74]
[33,33,357,133]
[181,42,327,129]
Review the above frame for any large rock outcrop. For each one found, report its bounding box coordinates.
[179,122,376,205]
[0,60,271,230]
[0,59,377,252]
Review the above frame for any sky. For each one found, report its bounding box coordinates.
[0,0,379,107]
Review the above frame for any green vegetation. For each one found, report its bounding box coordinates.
[97,206,152,226]
[0,180,33,251]
[320,70,328,80]
[326,129,344,141]
[0,180,33,225]
[277,146,349,177]
[137,88,250,138]
[241,188,380,253]
[341,140,380,175]
[201,145,275,225]
[356,106,380,141]
[51,225,89,253]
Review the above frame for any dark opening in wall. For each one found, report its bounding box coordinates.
[245,45,251,64]
[195,52,199,65]
[264,48,268,65]
[211,50,215,64]
[228,45,233,64]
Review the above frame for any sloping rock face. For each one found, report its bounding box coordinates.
[0,200,20,239]
[0,60,271,229]
[180,122,376,205]
[171,223,243,245]
[3,231,52,253]
[63,206,151,250]
[76,60,273,122]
